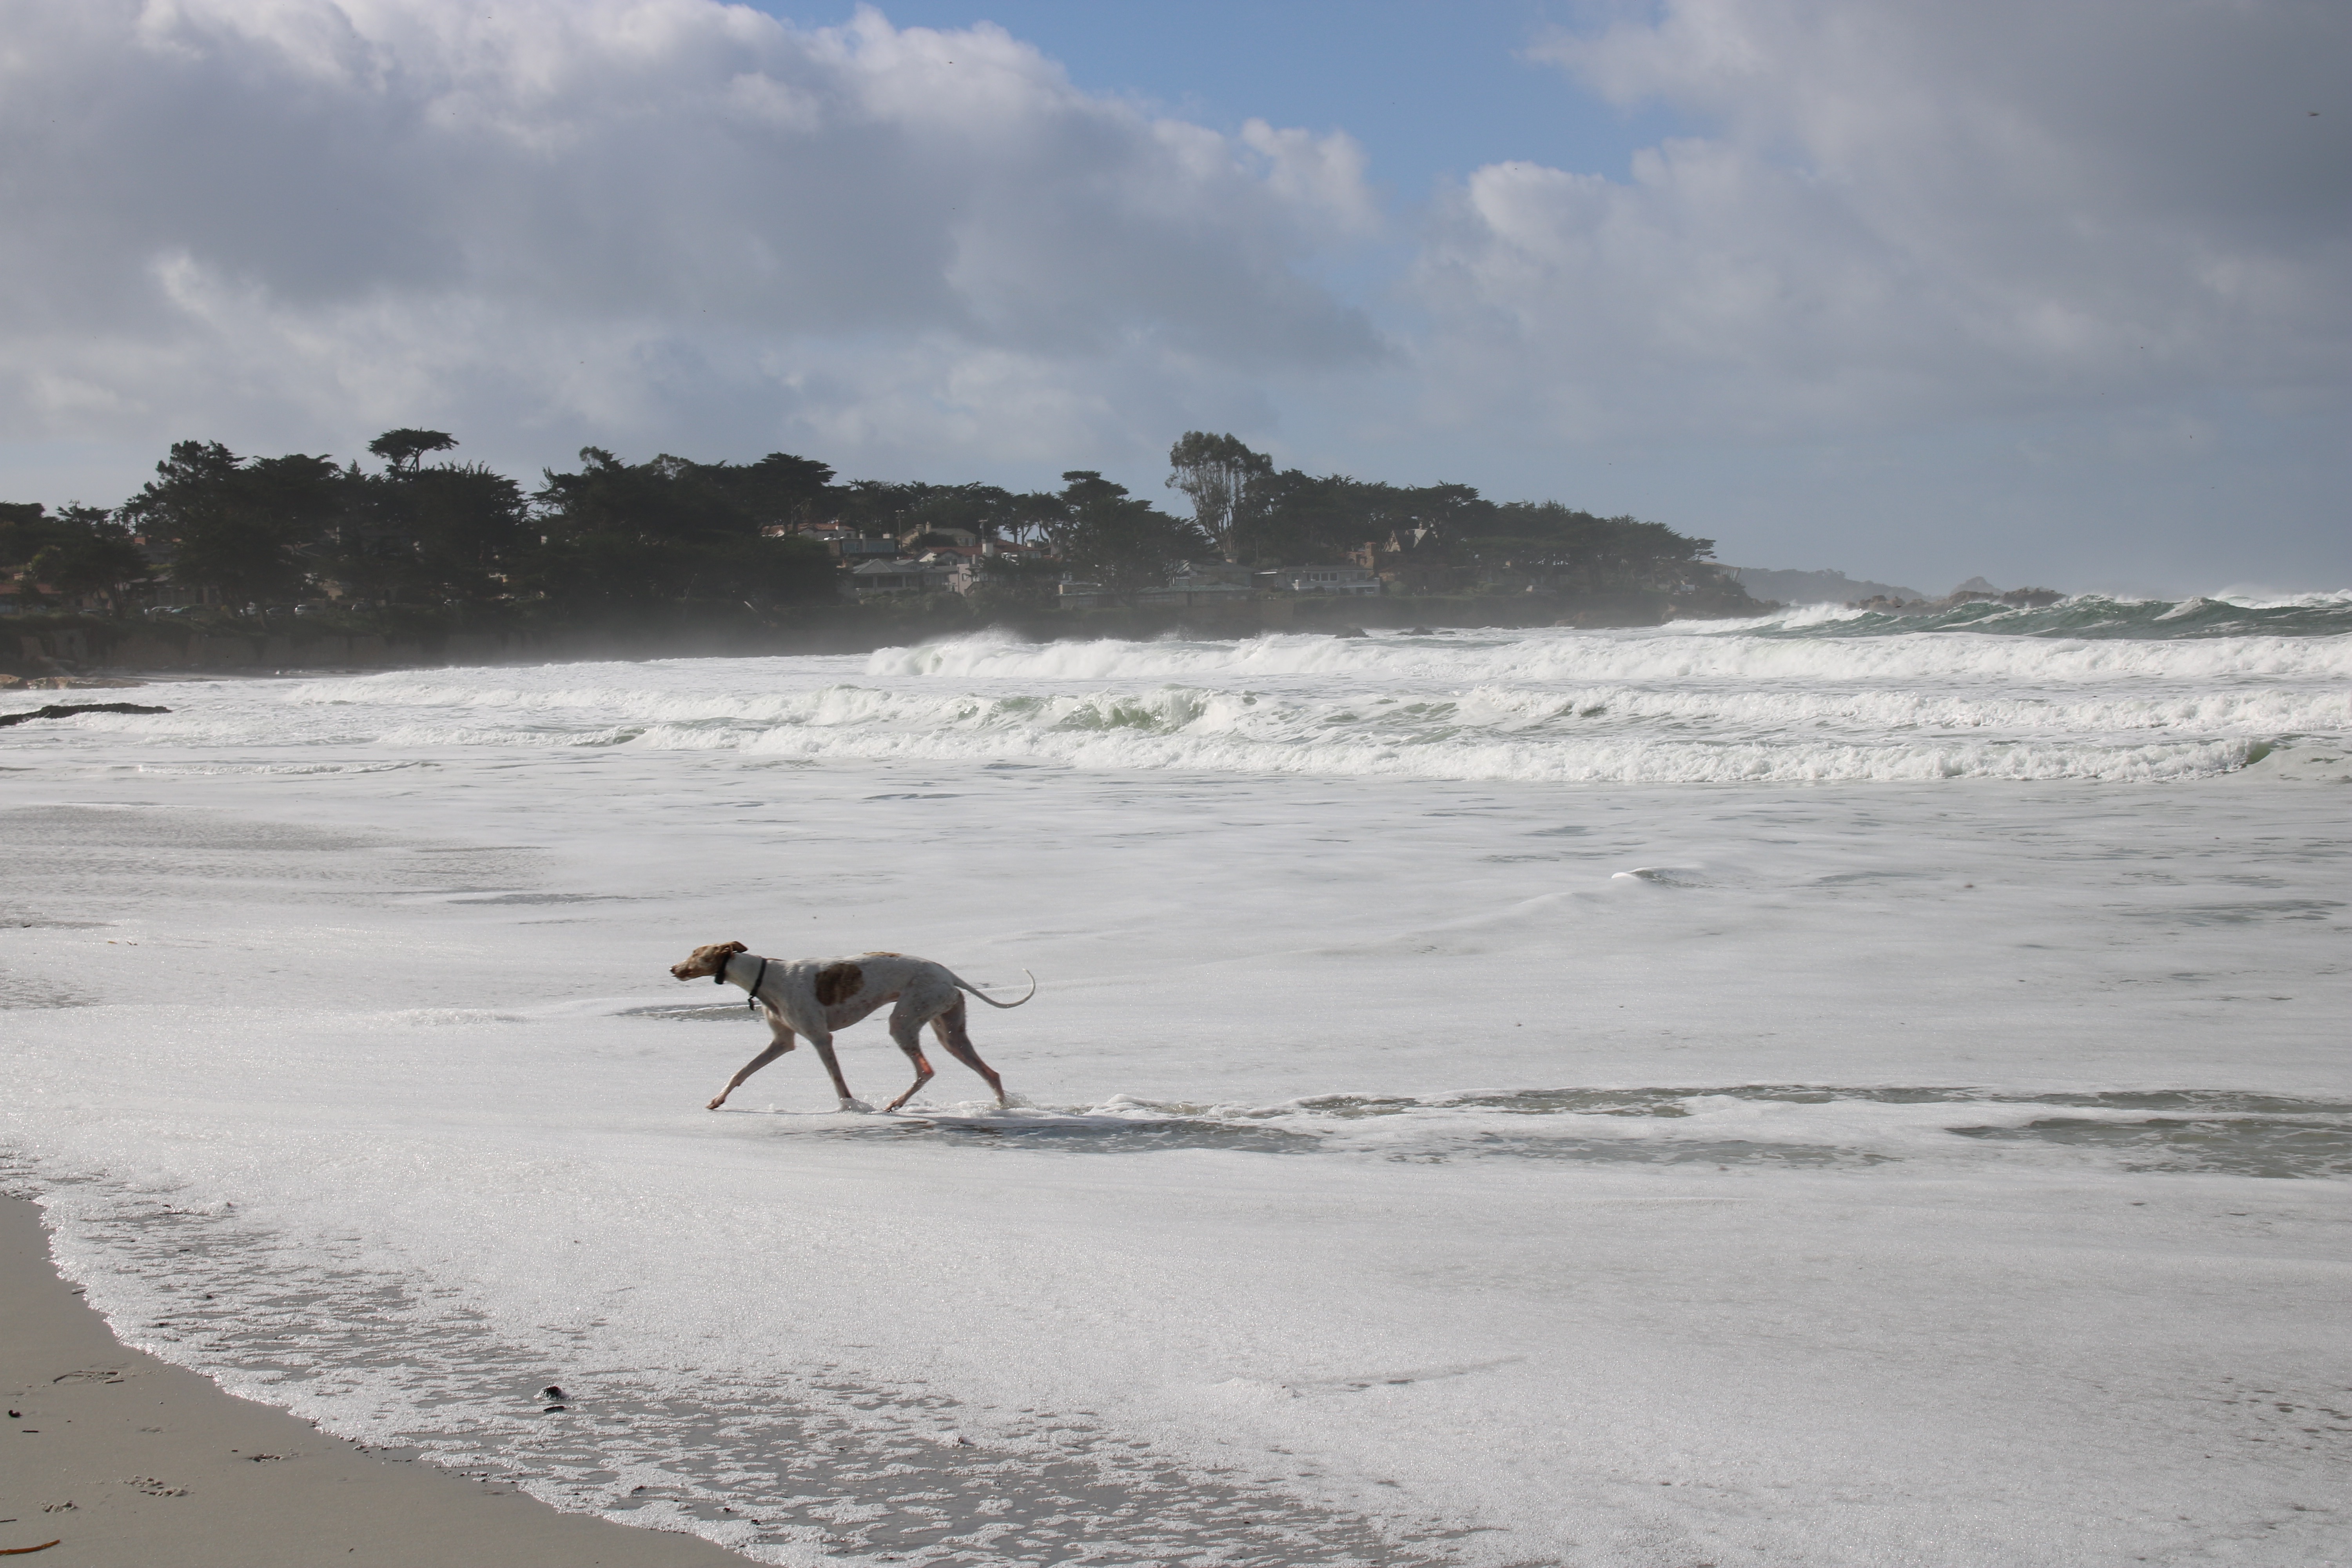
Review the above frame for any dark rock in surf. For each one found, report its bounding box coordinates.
[0,702,171,728]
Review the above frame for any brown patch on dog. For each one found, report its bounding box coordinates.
[861,950,904,957]
[814,962,864,1007]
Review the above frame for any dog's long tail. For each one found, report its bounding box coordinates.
[953,969,1037,1009]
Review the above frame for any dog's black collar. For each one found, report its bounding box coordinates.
[718,951,769,1013]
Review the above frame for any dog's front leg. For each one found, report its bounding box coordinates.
[709,1033,794,1111]
[804,1030,871,1112]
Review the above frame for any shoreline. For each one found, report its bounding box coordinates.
[2,592,1716,685]
[0,1192,751,1568]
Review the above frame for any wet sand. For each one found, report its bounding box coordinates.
[1,1194,750,1568]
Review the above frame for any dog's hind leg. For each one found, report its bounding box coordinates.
[709,1032,794,1111]
[931,997,1008,1107]
[882,1001,936,1113]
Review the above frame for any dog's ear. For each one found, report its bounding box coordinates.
[722,940,748,955]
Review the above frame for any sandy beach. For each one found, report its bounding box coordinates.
[2,1194,750,1568]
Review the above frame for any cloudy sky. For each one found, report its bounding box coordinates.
[2,0,2344,592]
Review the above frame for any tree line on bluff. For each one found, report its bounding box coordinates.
[0,428,1736,618]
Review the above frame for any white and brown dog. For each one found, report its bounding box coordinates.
[669,942,1034,1112]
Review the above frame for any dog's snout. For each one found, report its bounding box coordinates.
[670,940,745,983]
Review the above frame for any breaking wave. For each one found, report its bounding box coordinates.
[16,592,2346,785]
[1751,589,2352,641]
[867,622,2352,686]
[237,678,2306,782]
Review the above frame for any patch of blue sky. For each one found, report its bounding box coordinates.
[757,1,1698,201]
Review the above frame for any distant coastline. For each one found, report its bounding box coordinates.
[1724,565,1925,604]
[3,587,1732,682]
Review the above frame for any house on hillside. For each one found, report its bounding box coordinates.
[1265,563,1380,596]
[1137,561,1258,608]
[1352,527,1456,594]
[848,557,961,597]
[764,521,899,563]
[899,525,979,551]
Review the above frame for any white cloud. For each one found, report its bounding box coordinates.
[1,0,2343,589]
[1410,0,2351,442]
[0,0,1382,475]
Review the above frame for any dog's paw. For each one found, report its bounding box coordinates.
[706,1097,728,1111]
[837,1097,876,1114]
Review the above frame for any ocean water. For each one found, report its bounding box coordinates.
[4,593,2348,1566]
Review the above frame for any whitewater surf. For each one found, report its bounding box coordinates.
[4,591,2346,1566]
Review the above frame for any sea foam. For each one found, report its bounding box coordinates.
[21,606,2327,784]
